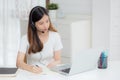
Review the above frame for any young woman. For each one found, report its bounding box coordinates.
[16,6,63,74]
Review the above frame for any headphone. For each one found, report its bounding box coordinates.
[30,6,45,31]
[30,8,36,31]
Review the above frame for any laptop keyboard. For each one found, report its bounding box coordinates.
[61,68,71,73]
[50,63,71,74]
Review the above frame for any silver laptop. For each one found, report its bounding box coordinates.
[0,67,18,77]
[51,48,101,76]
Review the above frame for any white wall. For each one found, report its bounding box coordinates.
[92,0,110,49]
[92,0,120,61]
[50,0,92,15]
[110,0,120,61]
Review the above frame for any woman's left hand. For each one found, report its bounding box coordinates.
[47,60,61,68]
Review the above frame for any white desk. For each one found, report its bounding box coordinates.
[69,61,120,80]
[0,61,120,80]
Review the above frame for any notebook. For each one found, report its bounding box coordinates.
[51,48,101,76]
[0,67,18,77]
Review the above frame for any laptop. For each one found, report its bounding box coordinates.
[0,67,18,77]
[51,48,101,76]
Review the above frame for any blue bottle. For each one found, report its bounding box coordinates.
[98,51,108,69]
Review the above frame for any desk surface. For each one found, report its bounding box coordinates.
[0,61,120,80]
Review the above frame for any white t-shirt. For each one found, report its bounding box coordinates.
[19,31,63,66]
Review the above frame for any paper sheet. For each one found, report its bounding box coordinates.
[15,67,67,80]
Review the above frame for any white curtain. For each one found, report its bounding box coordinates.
[0,0,46,67]
[0,0,21,67]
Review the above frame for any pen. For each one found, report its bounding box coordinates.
[35,65,47,75]
[36,65,39,67]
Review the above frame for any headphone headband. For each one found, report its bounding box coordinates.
[30,8,36,31]
[30,6,44,31]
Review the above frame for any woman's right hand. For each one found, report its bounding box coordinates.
[31,66,43,74]
[16,53,43,74]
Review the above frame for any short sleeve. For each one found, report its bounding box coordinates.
[54,33,63,51]
[19,35,29,54]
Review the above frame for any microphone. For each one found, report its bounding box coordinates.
[37,29,45,33]
[41,31,44,33]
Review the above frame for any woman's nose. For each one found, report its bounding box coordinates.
[43,23,48,28]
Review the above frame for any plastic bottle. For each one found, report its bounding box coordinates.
[98,51,108,69]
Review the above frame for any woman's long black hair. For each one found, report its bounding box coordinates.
[28,6,57,54]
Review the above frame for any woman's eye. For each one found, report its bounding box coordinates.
[39,22,43,25]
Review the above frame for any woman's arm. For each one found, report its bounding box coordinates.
[16,51,42,74]
[47,50,62,68]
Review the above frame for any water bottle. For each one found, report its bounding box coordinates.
[98,51,108,69]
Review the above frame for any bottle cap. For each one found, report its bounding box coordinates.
[101,50,108,57]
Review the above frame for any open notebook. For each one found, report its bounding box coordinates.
[0,67,18,77]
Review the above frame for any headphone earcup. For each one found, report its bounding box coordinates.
[31,22,36,31]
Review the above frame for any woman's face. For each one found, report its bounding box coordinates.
[35,14,50,33]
